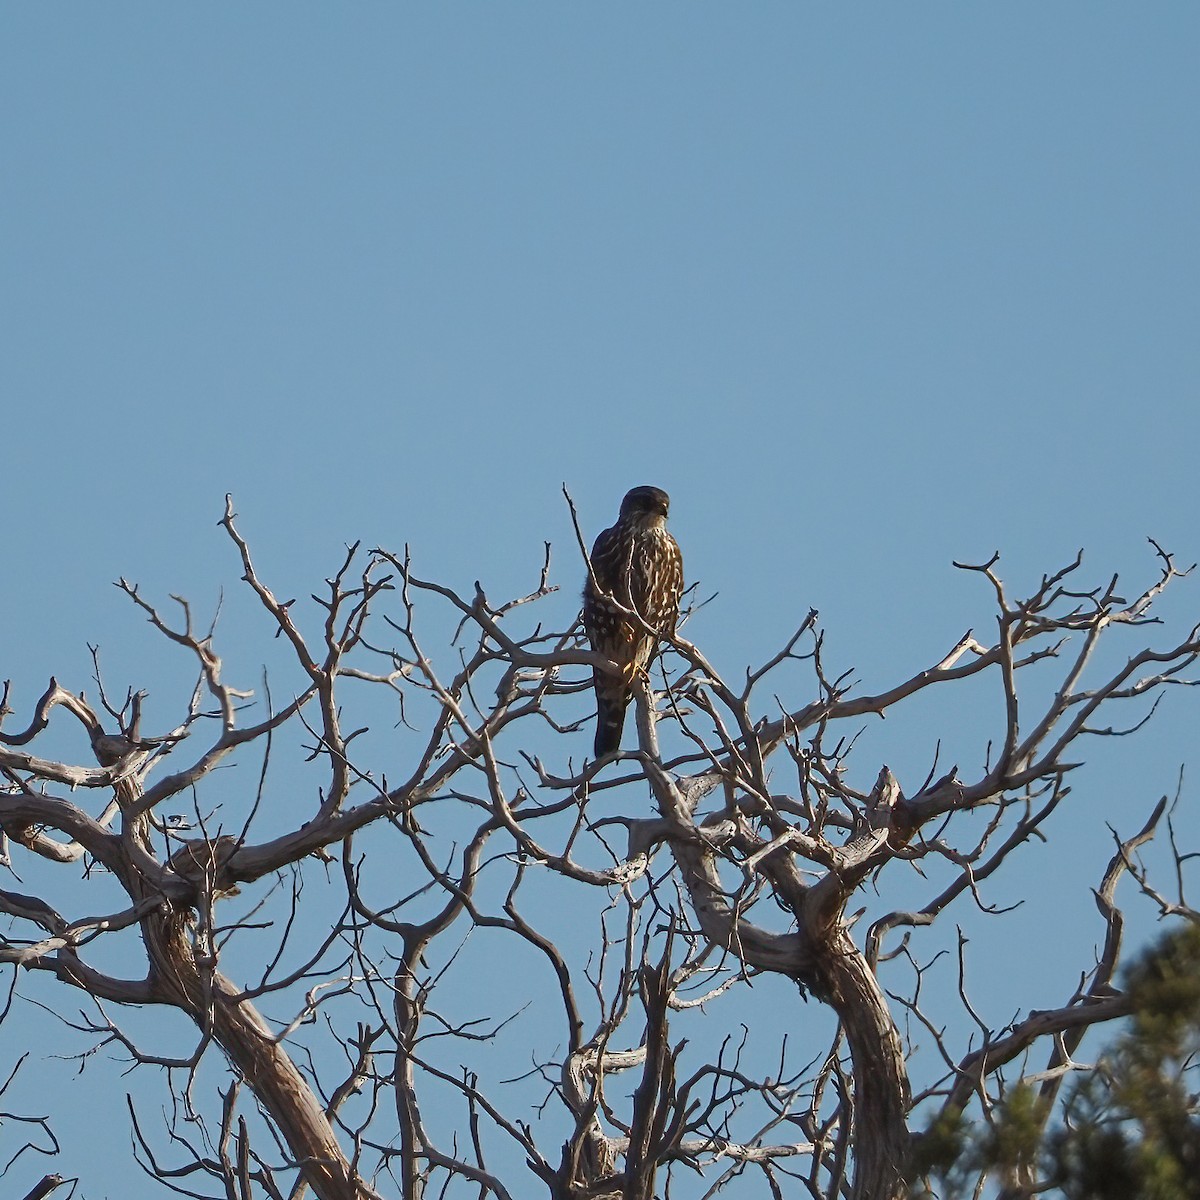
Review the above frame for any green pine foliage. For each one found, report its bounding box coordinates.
[1051,923,1200,1200]
[909,924,1200,1199]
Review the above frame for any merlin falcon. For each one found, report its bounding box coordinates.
[582,485,684,757]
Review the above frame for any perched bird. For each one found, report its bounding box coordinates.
[582,485,684,757]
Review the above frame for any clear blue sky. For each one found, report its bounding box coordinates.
[2,7,1198,1196]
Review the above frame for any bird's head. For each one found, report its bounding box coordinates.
[619,486,671,526]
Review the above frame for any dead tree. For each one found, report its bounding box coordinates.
[0,496,1197,1200]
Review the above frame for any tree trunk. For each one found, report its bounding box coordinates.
[114,775,367,1200]
[815,926,912,1200]
[144,907,368,1200]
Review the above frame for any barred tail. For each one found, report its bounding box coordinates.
[593,680,631,758]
